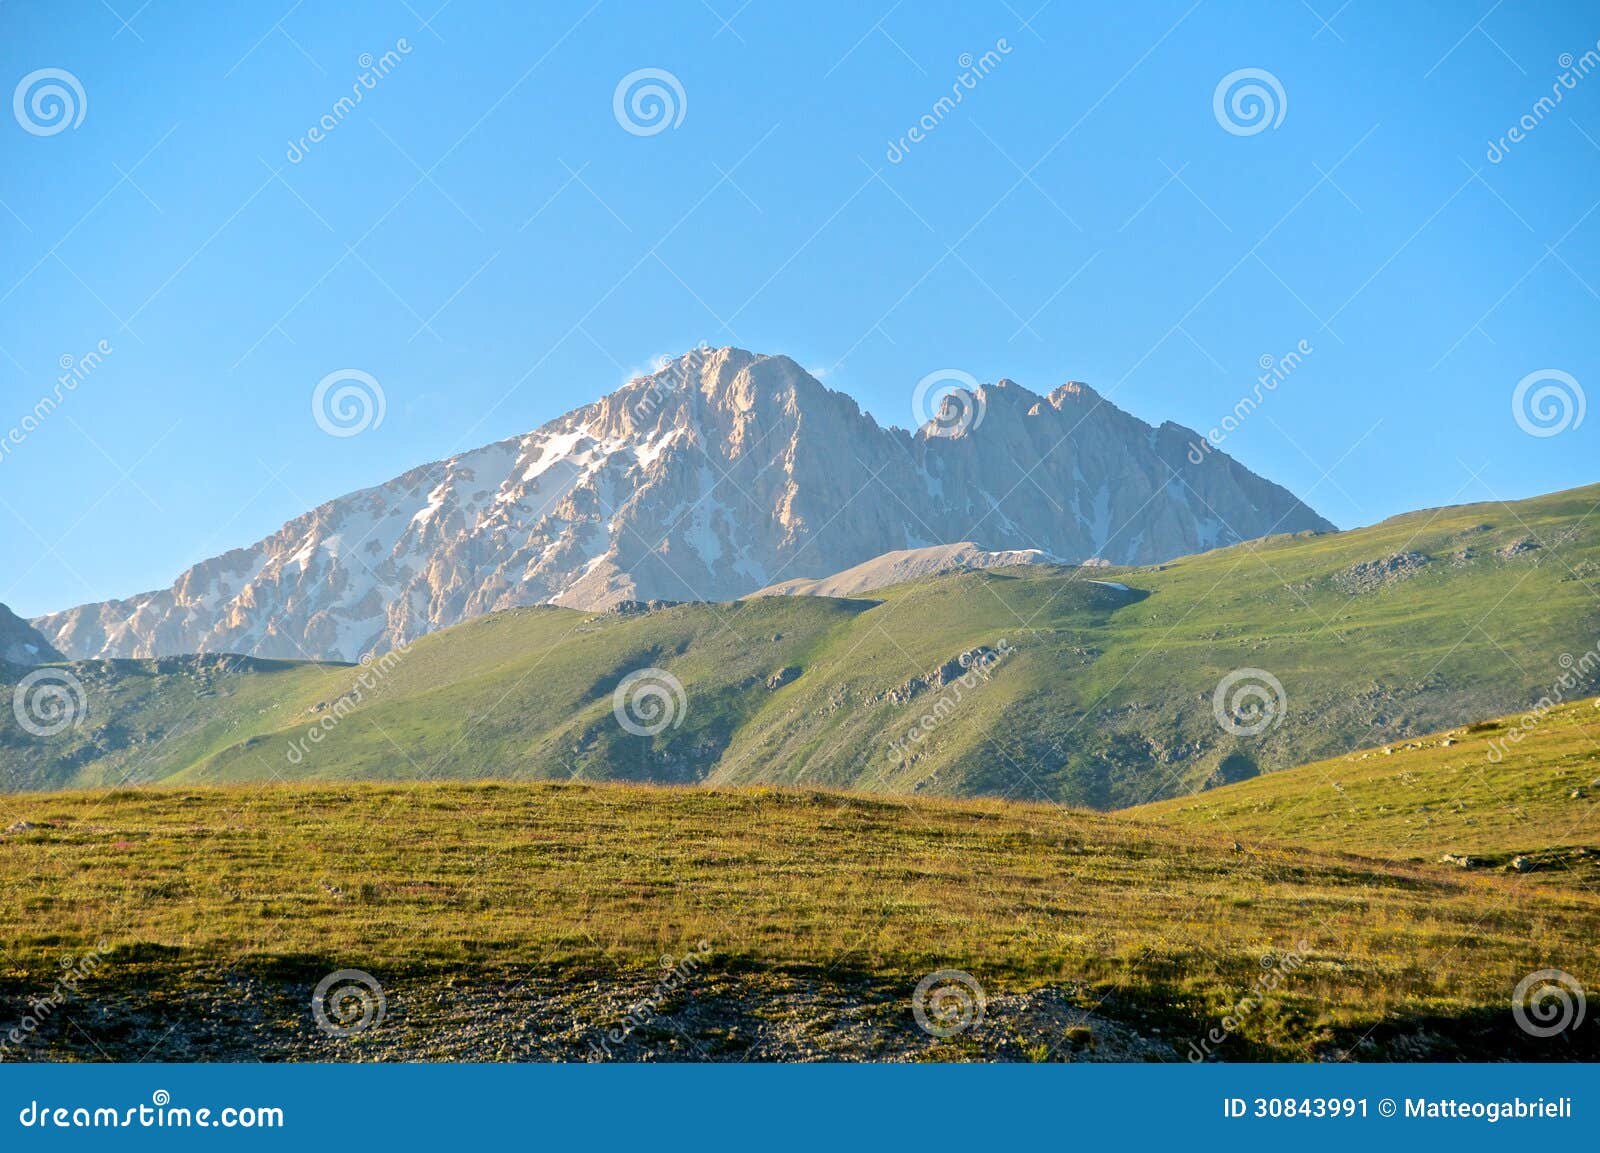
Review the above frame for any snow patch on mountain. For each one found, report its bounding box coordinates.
[35,347,1334,661]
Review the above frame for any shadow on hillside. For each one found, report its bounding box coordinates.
[3,957,1591,1064]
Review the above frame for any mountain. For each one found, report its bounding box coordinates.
[0,603,61,666]
[6,484,1595,803]
[33,347,1332,662]
[752,542,1066,597]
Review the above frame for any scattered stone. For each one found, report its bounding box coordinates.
[886,643,1007,702]
[764,667,801,691]
[1,969,1178,1063]
[606,599,684,615]
[1439,853,1483,869]
[4,821,39,834]
[1505,856,1536,874]
[1496,538,1540,559]
[1332,552,1430,595]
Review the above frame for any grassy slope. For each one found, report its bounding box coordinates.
[0,656,337,792]
[2,782,1597,1059]
[4,484,1597,806]
[1132,694,1600,880]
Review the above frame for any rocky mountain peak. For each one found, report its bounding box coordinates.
[34,348,1334,662]
[1048,380,1099,407]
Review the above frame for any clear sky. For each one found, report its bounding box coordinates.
[1,0,1595,617]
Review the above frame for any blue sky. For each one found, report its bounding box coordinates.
[1,0,1595,617]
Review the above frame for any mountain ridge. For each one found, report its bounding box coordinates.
[0,603,61,666]
[7,483,1594,804]
[35,347,1334,662]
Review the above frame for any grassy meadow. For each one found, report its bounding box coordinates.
[1,780,1596,1060]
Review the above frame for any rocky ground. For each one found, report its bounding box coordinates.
[4,968,1189,1063]
[7,965,1571,1063]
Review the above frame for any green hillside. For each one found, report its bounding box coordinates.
[4,483,1597,807]
[1132,694,1600,880]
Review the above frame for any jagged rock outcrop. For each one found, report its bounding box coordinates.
[0,603,61,666]
[35,348,1333,661]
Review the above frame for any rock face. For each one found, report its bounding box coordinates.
[35,348,1334,661]
[0,603,61,666]
[753,542,1064,598]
